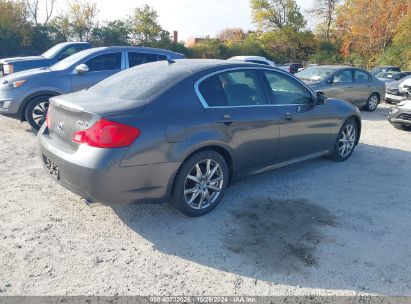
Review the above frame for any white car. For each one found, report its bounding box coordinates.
[385,75,411,104]
[228,56,276,67]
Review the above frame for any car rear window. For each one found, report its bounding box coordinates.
[90,61,190,100]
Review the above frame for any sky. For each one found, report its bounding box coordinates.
[56,0,316,41]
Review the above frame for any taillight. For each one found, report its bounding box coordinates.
[72,118,141,148]
[46,111,51,129]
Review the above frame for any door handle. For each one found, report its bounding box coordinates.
[217,114,236,125]
[282,112,293,121]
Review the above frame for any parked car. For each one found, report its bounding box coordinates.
[370,66,401,76]
[296,66,385,111]
[278,63,304,74]
[388,83,411,131]
[0,42,92,77]
[0,46,185,129]
[228,56,276,66]
[38,59,361,217]
[376,71,411,83]
[385,75,411,104]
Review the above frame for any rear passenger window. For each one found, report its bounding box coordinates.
[128,52,158,68]
[85,53,122,71]
[354,70,370,83]
[198,70,267,107]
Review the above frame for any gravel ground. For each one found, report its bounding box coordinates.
[0,103,410,296]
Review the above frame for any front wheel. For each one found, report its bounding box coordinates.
[394,125,411,131]
[364,93,380,112]
[25,96,51,130]
[329,118,359,162]
[171,151,229,217]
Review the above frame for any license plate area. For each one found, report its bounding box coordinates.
[46,158,60,180]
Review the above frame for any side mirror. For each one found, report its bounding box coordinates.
[75,64,89,75]
[316,92,327,105]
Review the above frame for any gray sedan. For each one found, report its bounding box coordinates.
[0,46,185,129]
[296,66,385,111]
[38,59,361,217]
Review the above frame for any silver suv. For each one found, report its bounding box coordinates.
[0,46,185,129]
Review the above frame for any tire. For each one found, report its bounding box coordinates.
[171,150,229,217]
[394,125,411,131]
[364,93,380,112]
[25,96,51,130]
[329,118,359,162]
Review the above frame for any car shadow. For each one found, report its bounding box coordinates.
[112,143,411,295]
[360,105,390,122]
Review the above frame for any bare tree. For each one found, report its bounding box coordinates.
[309,0,340,41]
[26,0,57,26]
[217,28,246,42]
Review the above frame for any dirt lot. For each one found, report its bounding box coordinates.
[0,104,410,296]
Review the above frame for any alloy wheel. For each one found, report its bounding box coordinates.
[184,159,224,210]
[32,102,49,128]
[338,124,356,158]
[368,95,379,110]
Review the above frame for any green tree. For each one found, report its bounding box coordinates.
[129,4,167,46]
[91,20,131,46]
[259,27,316,62]
[250,0,306,31]
[0,0,32,56]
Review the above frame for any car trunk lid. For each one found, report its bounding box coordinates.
[48,90,147,150]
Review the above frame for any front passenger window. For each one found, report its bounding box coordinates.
[264,71,313,105]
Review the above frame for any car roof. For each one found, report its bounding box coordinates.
[229,56,268,61]
[312,65,351,69]
[78,46,184,57]
[58,41,91,46]
[148,58,281,74]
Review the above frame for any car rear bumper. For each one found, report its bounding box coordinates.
[37,126,180,205]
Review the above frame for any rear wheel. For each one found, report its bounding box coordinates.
[364,93,380,112]
[171,151,229,217]
[329,118,359,162]
[25,96,51,130]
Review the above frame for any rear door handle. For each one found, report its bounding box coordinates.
[217,114,236,125]
[282,112,293,121]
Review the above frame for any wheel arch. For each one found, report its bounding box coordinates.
[18,90,62,121]
[165,144,235,201]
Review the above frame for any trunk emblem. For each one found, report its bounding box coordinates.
[56,122,65,136]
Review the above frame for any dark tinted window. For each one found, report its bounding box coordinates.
[333,70,353,83]
[199,70,267,107]
[354,70,370,83]
[158,54,168,61]
[128,52,158,68]
[198,75,226,107]
[264,71,313,105]
[85,53,122,72]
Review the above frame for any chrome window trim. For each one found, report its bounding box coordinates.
[194,66,316,109]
